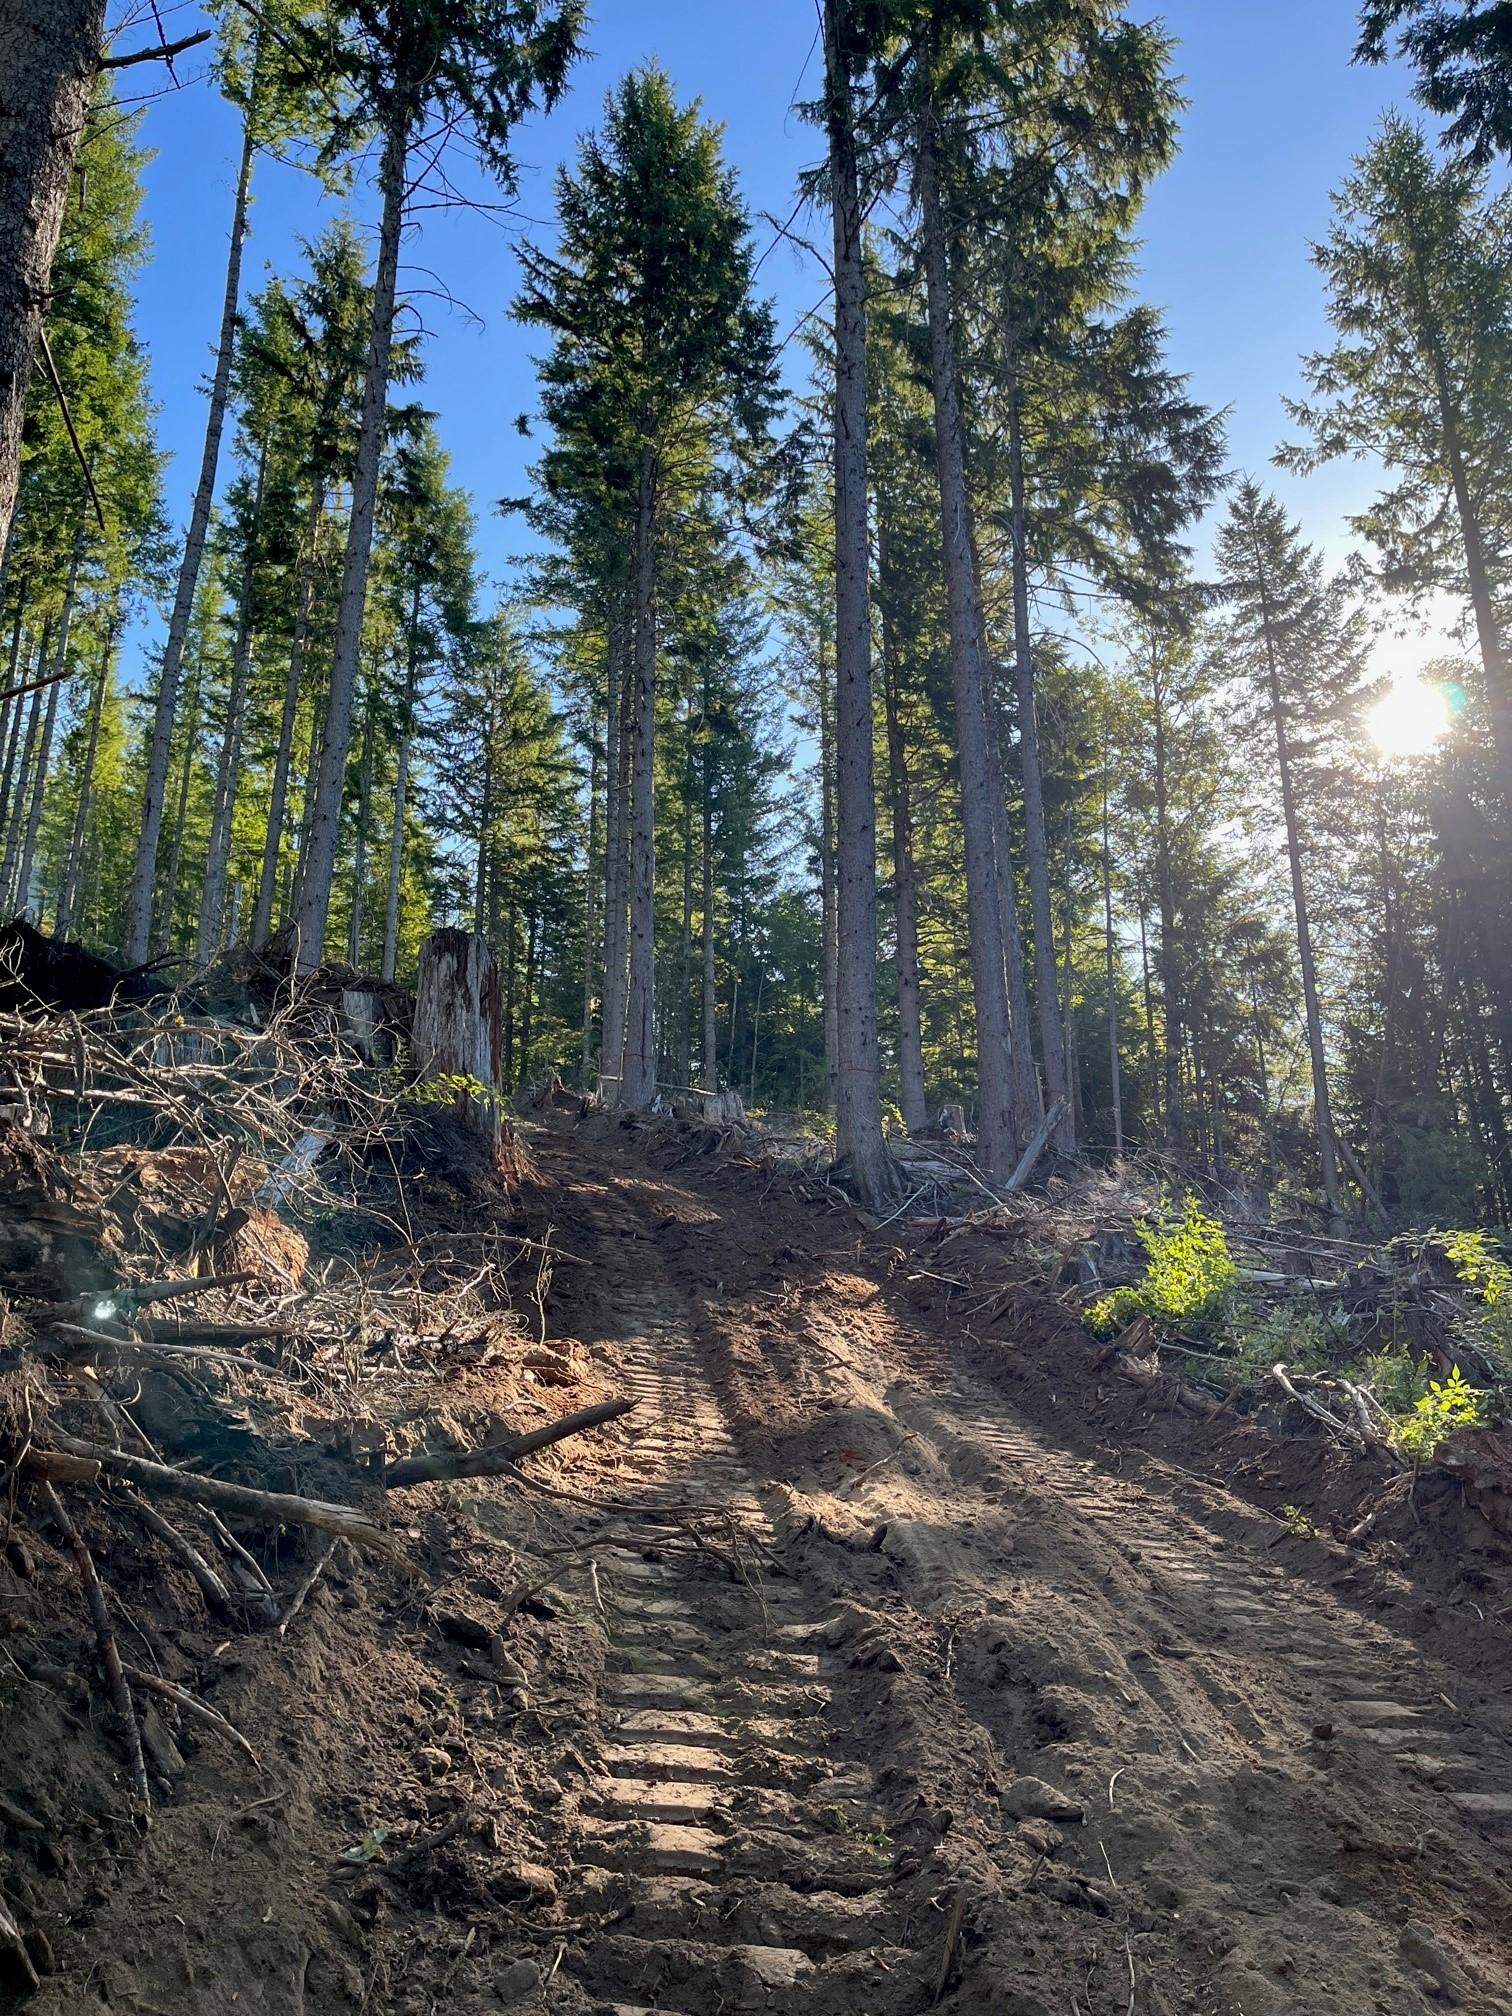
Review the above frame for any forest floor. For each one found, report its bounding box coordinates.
[9,1098,1512,2015]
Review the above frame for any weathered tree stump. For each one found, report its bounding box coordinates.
[413,929,504,1159]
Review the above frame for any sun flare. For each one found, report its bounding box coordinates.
[1368,677,1450,760]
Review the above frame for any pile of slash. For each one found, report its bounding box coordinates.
[0,921,625,2004]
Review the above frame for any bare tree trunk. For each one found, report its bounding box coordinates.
[579,722,599,1084]
[621,448,658,1110]
[1151,680,1184,1156]
[1250,544,1343,1229]
[14,664,59,917]
[600,618,630,1101]
[701,729,718,1087]
[294,98,411,973]
[916,120,1019,1180]
[1102,764,1123,1157]
[989,706,1043,1142]
[1006,367,1073,1150]
[1,618,49,906]
[474,691,494,935]
[196,448,265,963]
[0,601,26,836]
[253,483,321,947]
[518,909,538,1088]
[878,535,928,1134]
[348,680,376,968]
[0,0,105,561]
[816,634,839,1107]
[823,1,894,1201]
[57,619,113,937]
[14,546,78,916]
[124,86,258,961]
[382,597,421,984]
[156,655,203,957]
[677,701,694,1087]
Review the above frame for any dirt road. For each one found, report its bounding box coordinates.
[530,1108,1512,2016]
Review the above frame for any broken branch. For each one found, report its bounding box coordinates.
[383,1396,634,1489]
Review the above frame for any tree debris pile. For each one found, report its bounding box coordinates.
[0,960,634,2007]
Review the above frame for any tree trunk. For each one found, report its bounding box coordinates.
[816,634,839,1106]
[347,679,376,968]
[1,618,48,906]
[579,721,599,1085]
[1151,681,1183,1155]
[381,596,420,985]
[1006,366,1073,1150]
[821,0,894,1201]
[1250,541,1343,1229]
[600,618,630,1101]
[124,88,257,962]
[14,547,78,916]
[0,0,106,561]
[156,654,203,957]
[413,927,503,1159]
[518,909,537,1089]
[677,702,694,1088]
[990,649,1043,1143]
[196,447,265,964]
[0,602,26,837]
[701,732,718,1088]
[1102,766,1123,1157]
[14,663,59,917]
[253,482,321,948]
[294,98,411,973]
[474,691,494,934]
[878,536,928,1135]
[57,619,113,937]
[620,448,658,1110]
[916,120,1019,1180]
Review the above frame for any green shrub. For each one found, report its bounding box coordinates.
[1086,1197,1239,1340]
[1393,1364,1483,1461]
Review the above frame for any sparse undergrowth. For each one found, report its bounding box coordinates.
[1083,1196,1509,1462]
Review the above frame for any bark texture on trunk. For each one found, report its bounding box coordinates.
[294,101,410,973]
[917,123,1019,1179]
[253,485,321,947]
[57,621,112,936]
[14,667,59,916]
[198,448,266,962]
[817,638,839,1107]
[1006,370,1073,1150]
[0,0,105,562]
[620,450,658,1110]
[1250,548,1343,1228]
[823,0,893,1202]
[579,728,599,1086]
[600,619,630,1101]
[124,99,256,962]
[413,927,503,1158]
[156,656,202,956]
[878,542,928,1135]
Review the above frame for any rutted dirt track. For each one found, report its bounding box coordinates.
[530,1108,1512,2016]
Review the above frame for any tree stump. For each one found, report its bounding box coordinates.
[413,929,503,1160]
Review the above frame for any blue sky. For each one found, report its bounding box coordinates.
[119,1,1429,684]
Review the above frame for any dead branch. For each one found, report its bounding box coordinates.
[276,1536,337,1638]
[383,1396,635,1489]
[32,1435,398,1556]
[118,1664,261,1769]
[0,1896,39,1995]
[129,1495,234,1613]
[38,1482,150,1806]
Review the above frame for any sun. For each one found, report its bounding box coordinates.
[1368,676,1450,761]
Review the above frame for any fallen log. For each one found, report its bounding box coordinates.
[384,1395,635,1489]
[28,1435,397,1556]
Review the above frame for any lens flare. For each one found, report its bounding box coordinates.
[1368,677,1449,760]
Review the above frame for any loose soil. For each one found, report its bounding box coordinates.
[7,1105,1512,2014]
